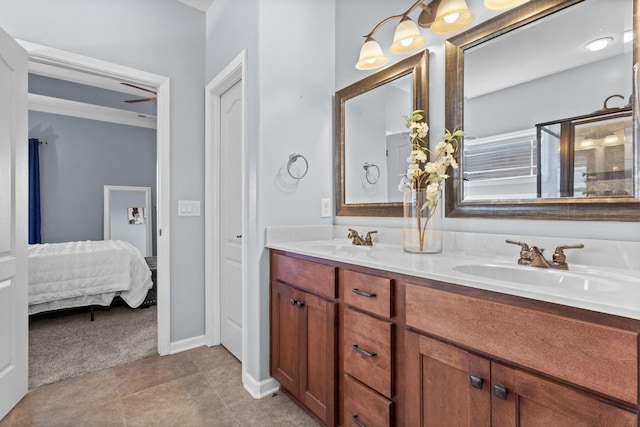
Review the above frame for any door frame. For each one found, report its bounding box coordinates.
[204,51,247,363]
[19,40,172,355]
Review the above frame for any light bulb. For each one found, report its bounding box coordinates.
[444,13,460,24]
[401,38,414,47]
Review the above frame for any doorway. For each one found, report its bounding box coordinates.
[19,40,171,355]
[205,51,247,365]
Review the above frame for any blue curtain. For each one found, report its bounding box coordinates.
[28,138,42,244]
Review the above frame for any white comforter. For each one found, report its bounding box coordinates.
[28,240,153,314]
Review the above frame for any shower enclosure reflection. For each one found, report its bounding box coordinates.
[538,108,633,198]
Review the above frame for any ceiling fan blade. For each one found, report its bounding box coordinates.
[120,82,157,95]
[124,97,157,103]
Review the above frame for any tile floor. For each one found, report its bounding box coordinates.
[0,345,319,427]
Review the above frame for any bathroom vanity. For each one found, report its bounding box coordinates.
[268,229,640,427]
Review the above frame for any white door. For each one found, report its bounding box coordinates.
[0,27,28,420]
[219,81,243,360]
[387,134,411,202]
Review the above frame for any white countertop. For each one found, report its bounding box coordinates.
[266,226,640,321]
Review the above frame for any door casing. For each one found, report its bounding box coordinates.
[204,50,248,367]
[19,40,172,355]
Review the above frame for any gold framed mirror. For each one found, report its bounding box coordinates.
[444,0,640,221]
[336,51,428,216]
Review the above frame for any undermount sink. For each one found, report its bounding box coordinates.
[452,263,627,293]
[297,240,372,254]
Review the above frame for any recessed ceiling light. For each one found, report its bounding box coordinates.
[584,37,614,52]
[624,30,633,43]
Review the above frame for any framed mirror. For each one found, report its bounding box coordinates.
[445,0,640,221]
[104,185,153,256]
[336,51,428,216]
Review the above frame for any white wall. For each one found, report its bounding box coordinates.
[206,0,335,384]
[335,0,640,241]
[0,0,207,342]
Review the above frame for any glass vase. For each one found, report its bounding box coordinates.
[403,188,442,253]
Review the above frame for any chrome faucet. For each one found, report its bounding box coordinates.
[506,240,584,270]
[348,228,377,246]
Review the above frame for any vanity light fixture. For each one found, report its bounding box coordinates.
[357,0,472,70]
[584,37,614,52]
[431,0,474,34]
[484,0,528,10]
[356,36,389,70]
[602,133,621,146]
[390,15,427,54]
[356,0,531,71]
[579,136,595,149]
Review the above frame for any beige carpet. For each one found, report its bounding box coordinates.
[28,303,157,389]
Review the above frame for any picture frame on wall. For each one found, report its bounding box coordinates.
[127,207,145,225]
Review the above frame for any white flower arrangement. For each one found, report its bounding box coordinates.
[398,110,461,251]
[398,110,461,210]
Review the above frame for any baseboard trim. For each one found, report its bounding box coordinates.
[242,372,280,399]
[169,334,206,354]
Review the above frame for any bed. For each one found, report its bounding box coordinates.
[28,240,153,315]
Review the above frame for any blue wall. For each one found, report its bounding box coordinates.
[29,111,157,246]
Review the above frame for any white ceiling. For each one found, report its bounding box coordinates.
[177,0,214,12]
[464,0,631,99]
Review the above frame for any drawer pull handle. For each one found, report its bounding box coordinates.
[352,344,377,358]
[352,414,366,427]
[494,384,508,400]
[289,298,304,308]
[352,288,376,298]
[470,375,484,390]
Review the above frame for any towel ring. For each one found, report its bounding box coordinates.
[287,153,308,180]
[363,162,380,184]
[601,94,625,111]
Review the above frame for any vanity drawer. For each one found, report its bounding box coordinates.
[405,284,639,405]
[343,307,392,398]
[271,253,336,299]
[341,269,392,318]
[343,374,392,427]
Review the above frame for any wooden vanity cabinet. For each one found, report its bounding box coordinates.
[270,250,640,427]
[406,332,637,426]
[404,283,639,427]
[339,269,395,427]
[270,253,338,426]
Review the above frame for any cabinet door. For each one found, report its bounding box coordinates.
[300,291,337,426]
[491,363,637,427]
[270,281,303,396]
[405,332,490,427]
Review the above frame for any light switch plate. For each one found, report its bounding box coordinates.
[321,198,331,218]
[178,200,201,216]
